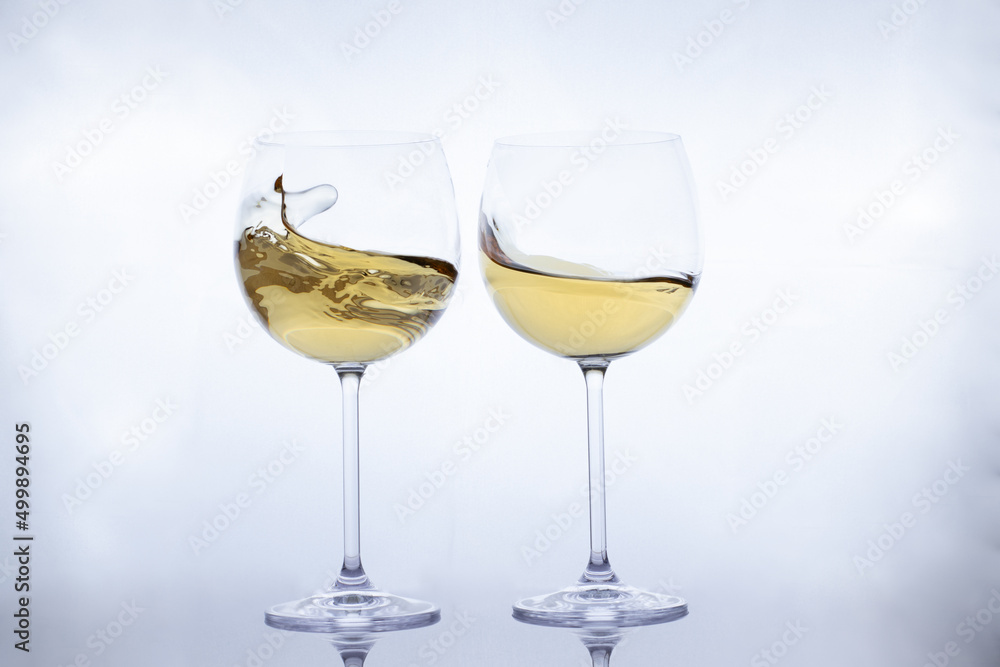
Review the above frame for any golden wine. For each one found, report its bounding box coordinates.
[480,229,695,358]
[236,179,457,363]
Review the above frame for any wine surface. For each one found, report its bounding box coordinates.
[480,226,695,359]
[237,178,457,363]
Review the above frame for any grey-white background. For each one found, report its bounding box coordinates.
[1,0,998,665]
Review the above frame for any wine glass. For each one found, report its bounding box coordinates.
[479,130,701,627]
[234,131,460,632]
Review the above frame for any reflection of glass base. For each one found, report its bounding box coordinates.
[513,582,688,628]
[265,589,440,633]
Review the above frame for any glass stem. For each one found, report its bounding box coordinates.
[579,359,619,584]
[588,647,612,667]
[332,638,374,666]
[337,647,370,667]
[334,363,372,590]
[580,633,621,667]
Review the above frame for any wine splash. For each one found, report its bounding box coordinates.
[236,176,457,363]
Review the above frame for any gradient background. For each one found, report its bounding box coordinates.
[1,0,998,665]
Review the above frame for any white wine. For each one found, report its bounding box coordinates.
[480,227,695,358]
[237,177,457,363]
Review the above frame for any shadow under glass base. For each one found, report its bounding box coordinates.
[265,589,440,633]
[513,582,688,628]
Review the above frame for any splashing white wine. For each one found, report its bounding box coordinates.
[236,177,457,363]
[480,226,695,359]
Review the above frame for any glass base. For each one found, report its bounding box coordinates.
[513,582,688,628]
[265,589,440,633]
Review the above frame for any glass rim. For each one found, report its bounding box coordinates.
[493,130,682,148]
[255,130,441,148]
